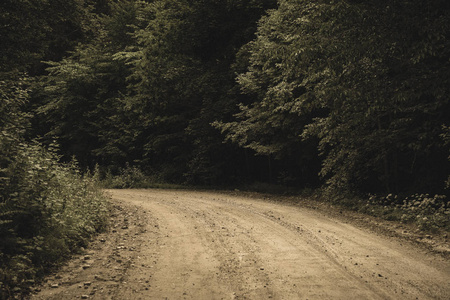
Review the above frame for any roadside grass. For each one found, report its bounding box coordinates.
[234,183,449,234]
[306,189,449,234]
[237,181,311,196]
[98,164,186,190]
[0,142,108,299]
[354,193,449,232]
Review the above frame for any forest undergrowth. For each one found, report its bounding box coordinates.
[325,191,450,233]
[0,141,108,300]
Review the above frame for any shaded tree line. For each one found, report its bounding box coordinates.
[2,0,450,195]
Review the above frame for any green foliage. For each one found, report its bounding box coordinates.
[27,0,448,192]
[35,0,277,185]
[222,0,450,194]
[4,0,448,218]
[304,0,450,194]
[362,194,449,232]
[0,75,31,138]
[35,0,141,168]
[99,163,186,189]
[0,0,95,74]
[0,75,108,299]
[100,164,155,189]
[0,140,108,298]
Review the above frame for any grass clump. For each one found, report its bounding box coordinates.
[100,164,185,189]
[363,193,450,232]
[328,191,450,233]
[100,164,153,189]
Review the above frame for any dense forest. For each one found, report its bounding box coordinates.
[2,0,449,194]
[1,0,449,297]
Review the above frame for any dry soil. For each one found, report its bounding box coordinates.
[29,189,450,299]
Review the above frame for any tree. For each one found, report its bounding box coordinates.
[220,0,450,194]
[115,0,277,184]
[35,0,142,170]
[0,0,94,75]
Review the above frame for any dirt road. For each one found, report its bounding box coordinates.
[31,189,450,299]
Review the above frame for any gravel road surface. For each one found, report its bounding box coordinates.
[30,189,450,299]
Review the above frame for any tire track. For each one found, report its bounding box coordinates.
[29,189,450,300]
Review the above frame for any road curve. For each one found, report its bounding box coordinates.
[108,189,449,300]
[30,189,450,300]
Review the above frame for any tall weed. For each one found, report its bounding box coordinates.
[0,141,108,299]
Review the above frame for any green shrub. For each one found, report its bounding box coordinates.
[99,164,179,189]
[0,74,108,299]
[101,164,147,188]
[360,193,449,232]
[320,186,449,233]
[0,141,108,299]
